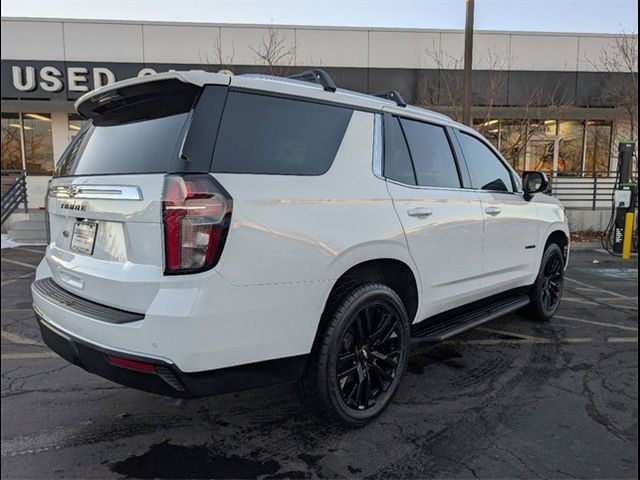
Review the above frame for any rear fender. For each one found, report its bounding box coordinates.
[321,240,423,322]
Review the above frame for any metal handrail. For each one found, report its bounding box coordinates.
[1,170,29,226]
[533,170,638,211]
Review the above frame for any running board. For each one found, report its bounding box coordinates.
[410,293,530,344]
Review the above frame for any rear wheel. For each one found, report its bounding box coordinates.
[524,243,565,321]
[298,282,410,426]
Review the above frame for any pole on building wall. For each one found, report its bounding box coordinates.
[463,0,474,126]
[18,112,27,172]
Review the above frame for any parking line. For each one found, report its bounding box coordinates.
[555,315,638,332]
[0,258,37,270]
[562,296,637,310]
[1,352,58,360]
[445,337,593,346]
[562,297,600,306]
[1,331,44,346]
[591,300,637,310]
[16,247,46,255]
[565,277,632,299]
[476,327,549,342]
[607,337,638,343]
[1,273,34,287]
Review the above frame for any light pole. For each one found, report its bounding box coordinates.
[463,0,474,126]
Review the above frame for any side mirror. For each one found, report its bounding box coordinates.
[522,171,549,201]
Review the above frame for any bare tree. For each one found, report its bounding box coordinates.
[593,28,638,145]
[200,32,235,75]
[1,123,23,170]
[250,25,298,76]
[419,41,465,121]
[23,129,45,174]
[419,46,515,124]
[418,44,570,172]
[472,50,511,131]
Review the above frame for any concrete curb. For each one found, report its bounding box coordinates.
[571,241,603,251]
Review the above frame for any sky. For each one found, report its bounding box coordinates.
[1,0,638,34]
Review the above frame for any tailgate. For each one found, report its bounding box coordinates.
[46,174,166,313]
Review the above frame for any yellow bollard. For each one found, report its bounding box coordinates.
[622,212,635,260]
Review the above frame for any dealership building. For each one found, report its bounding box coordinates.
[1,17,637,231]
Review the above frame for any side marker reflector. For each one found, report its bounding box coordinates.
[105,355,157,373]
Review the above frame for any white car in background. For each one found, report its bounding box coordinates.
[32,69,569,425]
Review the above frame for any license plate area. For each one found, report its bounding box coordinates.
[70,221,98,255]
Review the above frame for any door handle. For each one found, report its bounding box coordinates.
[485,206,502,216]
[407,207,433,218]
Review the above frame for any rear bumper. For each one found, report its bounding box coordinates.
[36,310,307,398]
[32,256,325,373]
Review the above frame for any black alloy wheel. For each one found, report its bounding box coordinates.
[524,242,565,321]
[336,304,403,411]
[298,282,410,426]
[541,249,564,313]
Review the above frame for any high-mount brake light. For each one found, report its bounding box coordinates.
[162,174,231,274]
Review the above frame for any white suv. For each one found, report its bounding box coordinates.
[32,69,569,425]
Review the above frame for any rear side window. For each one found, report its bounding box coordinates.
[211,92,353,175]
[457,131,514,192]
[399,119,460,188]
[384,116,416,185]
[56,113,189,177]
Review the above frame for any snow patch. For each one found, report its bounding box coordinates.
[1,234,46,249]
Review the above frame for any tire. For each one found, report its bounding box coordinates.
[297,282,410,426]
[523,243,565,321]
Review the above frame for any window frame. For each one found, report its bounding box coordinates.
[451,128,522,195]
[380,112,471,191]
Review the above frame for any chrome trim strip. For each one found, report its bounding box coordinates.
[372,113,383,177]
[49,185,143,201]
[384,177,524,196]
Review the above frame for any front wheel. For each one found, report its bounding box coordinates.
[297,282,410,426]
[524,243,565,321]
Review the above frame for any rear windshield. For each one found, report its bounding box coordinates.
[55,113,189,177]
[211,92,353,175]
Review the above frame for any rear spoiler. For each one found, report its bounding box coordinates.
[75,71,231,125]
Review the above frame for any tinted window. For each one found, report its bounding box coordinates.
[458,132,514,192]
[211,93,353,175]
[400,119,460,188]
[56,113,189,177]
[384,116,415,185]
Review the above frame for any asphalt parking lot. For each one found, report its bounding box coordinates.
[1,245,637,479]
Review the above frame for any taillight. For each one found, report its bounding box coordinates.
[162,174,231,274]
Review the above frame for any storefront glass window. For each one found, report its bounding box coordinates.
[499,120,527,171]
[1,113,23,171]
[473,119,499,148]
[529,119,558,138]
[557,120,584,175]
[22,113,54,175]
[528,139,555,172]
[584,120,612,174]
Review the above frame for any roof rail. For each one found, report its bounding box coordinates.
[288,69,337,92]
[372,90,407,107]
